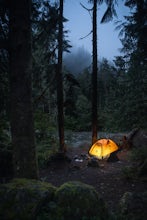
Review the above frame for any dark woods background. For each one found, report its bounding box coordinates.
[0,2,146,218]
[0,0,147,143]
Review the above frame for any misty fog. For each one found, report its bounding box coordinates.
[63,46,92,75]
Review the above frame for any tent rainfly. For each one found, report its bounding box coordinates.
[89,139,118,160]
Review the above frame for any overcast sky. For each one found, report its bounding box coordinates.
[63,0,130,61]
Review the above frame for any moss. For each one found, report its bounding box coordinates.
[0,178,56,220]
[0,179,112,220]
[48,181,110,220]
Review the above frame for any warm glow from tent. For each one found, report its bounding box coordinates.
[89,139,118,160]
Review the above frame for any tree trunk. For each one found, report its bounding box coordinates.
[9,0,38,179]
[92,0,98,144]
[57,0,65,152]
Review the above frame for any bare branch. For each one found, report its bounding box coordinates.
[79,30,92,40]
[80,2,93,19]
[80,2,93,12]
[79,2,93,41]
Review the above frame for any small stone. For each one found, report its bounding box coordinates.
[87,157,99,167]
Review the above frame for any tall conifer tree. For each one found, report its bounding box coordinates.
[57,0,66,152]
[9,0,38,178]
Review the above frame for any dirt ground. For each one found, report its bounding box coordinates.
[39,145,147,212]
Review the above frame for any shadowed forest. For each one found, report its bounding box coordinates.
[0,0,147,220]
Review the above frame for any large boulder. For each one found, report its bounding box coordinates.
[127,129,147,149]
[110,133,127,149]
[45,181,110,220]
[0,179,111,220]
[0,178,56,220]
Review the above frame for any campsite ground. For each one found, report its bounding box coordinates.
[39,133,147,212]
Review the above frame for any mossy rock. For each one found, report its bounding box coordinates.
[0,179,111,220]
[41,181,110,220]
[117,191,147,220]
[0,178,56,220]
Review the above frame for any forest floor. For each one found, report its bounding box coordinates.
[39,135,147,213]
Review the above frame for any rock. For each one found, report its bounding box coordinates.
[80,153,89,160]
[73,153,89,162]
[110,134,127,149]
[127,128,147,149]
[118,191,147,220]
[0,178,56,220]
[107,151,119,162]
[87,157,99,167]
[75,158,83,162]
[0,179,113,220]
[53,181,110,220]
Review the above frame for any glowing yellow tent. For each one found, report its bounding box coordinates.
[89,139,118,160]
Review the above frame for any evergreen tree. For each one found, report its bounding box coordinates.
[9,0,38,178]
[88,0,117,142]
[119,0,147,129]
[91,0,98,144]
[57,0,65,152]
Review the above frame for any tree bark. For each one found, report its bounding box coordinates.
[92,0,98,144]
[57,0,65,152]
[9,0,38,179]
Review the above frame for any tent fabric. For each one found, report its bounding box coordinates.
[89,139,118,160]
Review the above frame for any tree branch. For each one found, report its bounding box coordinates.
[79,30,92,40]
[80,2,93,12]
[79,2,93,40]
[80,2,93,19]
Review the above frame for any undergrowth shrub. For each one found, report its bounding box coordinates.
[130,146,147,163]
[122,146,147,180]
